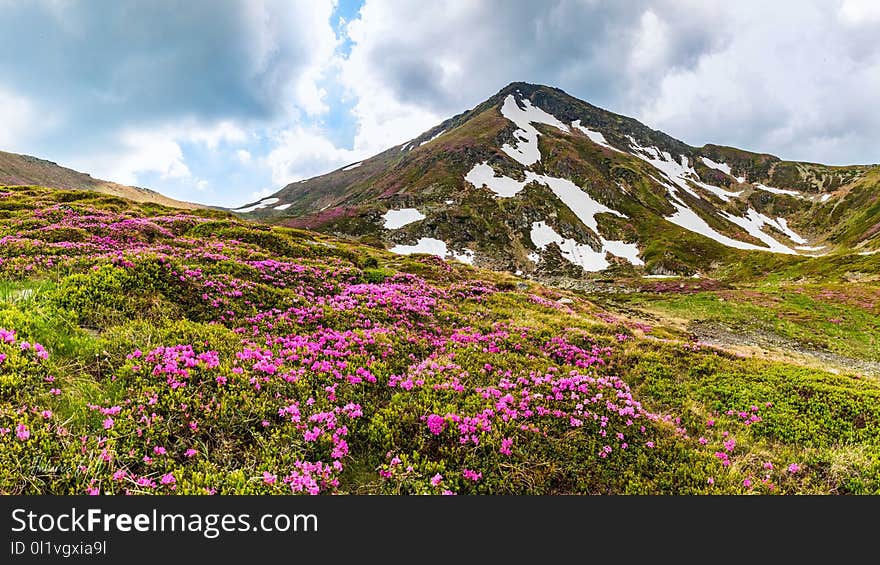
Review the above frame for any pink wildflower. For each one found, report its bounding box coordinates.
[426,414,446,435]
[499,437,513,455]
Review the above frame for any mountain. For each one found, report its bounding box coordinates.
[0,149,203,209]
[238,82,880,278]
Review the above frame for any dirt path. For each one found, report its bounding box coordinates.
[688,320,880,378]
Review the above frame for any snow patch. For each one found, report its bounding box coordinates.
[754,183,802,197]
[231,205,261,213]
[663,194,789,253]
[774,218,807,245]
[390,238,447,258]
[627,137,741,202]
[701,157,732,175]
[529,221,642,272]
[532,174,624,233]
[444,199,454,204]
[342,162,363,171]
[465,163,629,235]
[820,193,832,202]
[530,221,610,272]
[636,149,817,255]
[452,248,475,264]
[232,197,280,213]
[571,120,621,152]
[465,162,527,197]
[389,237,474,264]
[602,238,644,266]
[420,129,447,146]
[382,208,426,229]
[463,161,643,268]
[719,209,798,254]
[499,95,569,166]
[274,203,292,211]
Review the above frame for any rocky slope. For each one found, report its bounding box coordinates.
[240,82,880,277]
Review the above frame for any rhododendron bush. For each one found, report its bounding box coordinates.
[1,186,879,495]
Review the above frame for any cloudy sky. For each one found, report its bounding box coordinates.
[1,0,879,207]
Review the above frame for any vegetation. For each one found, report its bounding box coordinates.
[0,185,878,494]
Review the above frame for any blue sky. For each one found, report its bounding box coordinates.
[1,0,879,207]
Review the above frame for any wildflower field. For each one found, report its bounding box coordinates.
[1,185,879,494]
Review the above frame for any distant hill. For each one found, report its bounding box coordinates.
[0,149,203,209]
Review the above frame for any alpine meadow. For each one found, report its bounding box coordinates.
[1,3,879,497]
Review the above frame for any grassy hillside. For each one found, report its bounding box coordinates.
[0,150,203,209]
[1,185,879,494]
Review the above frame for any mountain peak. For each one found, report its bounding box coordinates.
[495,81,561,97]
[238,83,877,277]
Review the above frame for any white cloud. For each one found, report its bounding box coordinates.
[320,0,880,167]
[0,88,39,149]
[236,149,252,163]
[90,129,191,186]
[5,0,880,203]
[265,126,363,185]
[70,119,268,186]
[0,0,342,200]
[187,121,248,150]
[629,10,670,75]
[241,0,339,117]
[249,187,276,201]
[636,2,880,163]
[839,0,880,25]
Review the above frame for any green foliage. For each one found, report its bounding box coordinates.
[2,185,880,495]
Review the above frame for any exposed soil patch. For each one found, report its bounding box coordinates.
[688,320,880,378]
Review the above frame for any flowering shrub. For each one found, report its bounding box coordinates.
[0,186,878,494]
